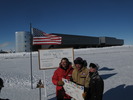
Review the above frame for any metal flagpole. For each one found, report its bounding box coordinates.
[30,23,33,89]
[43,70,47,100]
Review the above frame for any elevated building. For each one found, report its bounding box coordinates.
[15,31,124,52]
[40,33,124,49]
[45,33,100,48]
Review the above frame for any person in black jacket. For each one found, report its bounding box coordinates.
[0,78,4,93]
[85,63,104,100]
[0,78,9,100]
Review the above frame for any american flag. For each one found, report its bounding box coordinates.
[32,28,62,45]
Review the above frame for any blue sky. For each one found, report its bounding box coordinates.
[0,0,133,50]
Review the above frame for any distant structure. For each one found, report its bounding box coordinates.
[40,33,124,49]
[0,50,8,53]
[15,31,31,52]
[46,33,99,48]
[15,32,124,52]
[99,37,124,47]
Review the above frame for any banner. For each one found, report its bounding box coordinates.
[62,79,84,100]
[38,48,74,69]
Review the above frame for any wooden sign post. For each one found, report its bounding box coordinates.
[36,80,44,100]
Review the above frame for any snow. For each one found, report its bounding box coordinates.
[0,45,133,100]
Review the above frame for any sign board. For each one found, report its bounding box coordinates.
[38,48,74,70]
[62,79,84,100]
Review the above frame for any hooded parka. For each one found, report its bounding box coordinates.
[72,57,90,92]
[52,65,73,99]
[72,67,90,89]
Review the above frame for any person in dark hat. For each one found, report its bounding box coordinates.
[0,78,9,100]
[0,78,4,93]
[72,57,90,96]
[84,63,104,100]
[0,77,9,100]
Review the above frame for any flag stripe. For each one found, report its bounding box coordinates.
[34,40,61,42]
[33,37,62,39]
[33,41,61,44]
[32,28,62,45]
[34,42,60,45]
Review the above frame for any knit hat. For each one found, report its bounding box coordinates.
[89,63,99,70]
[74,57,84,65]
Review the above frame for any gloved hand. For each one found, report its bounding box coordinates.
[82,92,87,99]
[57,80,64,86]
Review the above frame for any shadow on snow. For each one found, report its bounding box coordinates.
[99,67,115,71]
[100,73,117,80]
[103,84,133,100]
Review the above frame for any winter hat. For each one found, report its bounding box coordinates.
[89,63,99,70]
[74,57,84,65]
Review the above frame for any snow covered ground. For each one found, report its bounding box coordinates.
[0,45,133,100]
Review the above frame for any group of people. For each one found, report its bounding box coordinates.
[52,57,104,100]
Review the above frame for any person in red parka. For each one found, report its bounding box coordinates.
[52,58,74,100]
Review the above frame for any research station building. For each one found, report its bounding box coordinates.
[15,32,124,52]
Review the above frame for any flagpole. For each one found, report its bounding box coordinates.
[30,23,33,89]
